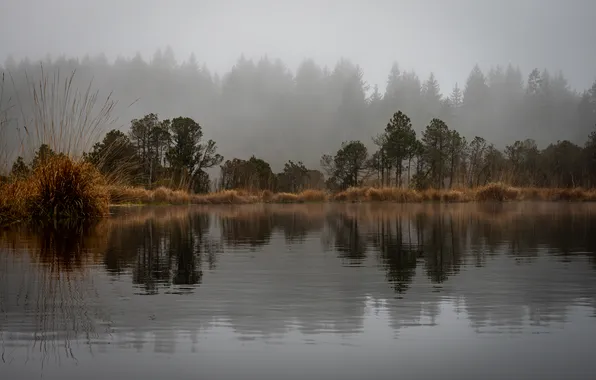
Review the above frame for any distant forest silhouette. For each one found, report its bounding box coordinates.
[1,49,596,191]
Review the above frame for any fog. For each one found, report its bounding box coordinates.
[1,0,596,170]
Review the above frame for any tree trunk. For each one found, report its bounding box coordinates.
[407,157,412,188]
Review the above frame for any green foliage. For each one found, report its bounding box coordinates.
[421,118,451,189]
[167,116,223,191]
[383,111,417,186]
[129,113,166,186]
[85,129,141,184]
[540,140,583,187]
[220,156,275,191]
[505,139,540,186]
[447,130,467,188]
[2,53,596,174]
[10,156,29,179]
[31,144,57,169]
[277,160,309,193]
[82,114,224,192]
[323,140,369,190]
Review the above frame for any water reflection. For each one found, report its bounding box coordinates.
[1,203,596,377]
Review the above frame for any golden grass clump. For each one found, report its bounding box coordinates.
[106,185,153,204]
[550,188,588,202]
[151,186,171,204]
[298,189,328,202]
[442,190,469,203]
[201,190,255,204]
[28,155,110,219]
[585,190,596,201]
[365,187,422,203]
[0,181,29,224]
[171,189,191,204]
[518,187,543,201]
[420,188,443,201]
[475,182,519,201]
[334,187,368,202]
[151,186,191,205]
[261,189,274,202]
[365,187,388,201]
[273,192,300,203]
[0,156,109,224]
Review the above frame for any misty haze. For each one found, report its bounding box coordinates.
[1,1,596,379]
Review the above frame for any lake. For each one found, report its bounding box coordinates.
[1,203,596,380]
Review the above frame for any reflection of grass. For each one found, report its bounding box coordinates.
[1,201,594,364]
[102,202,596,233]
[0,222,108,368]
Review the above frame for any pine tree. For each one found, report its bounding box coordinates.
[421,118,451,189]
[383,111,417,186]
[422,72,442,116]
[449,83,463,109]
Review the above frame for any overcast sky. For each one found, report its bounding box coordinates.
[1,0,595,92]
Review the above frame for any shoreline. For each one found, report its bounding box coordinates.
[3,182,596,227]
[106,184,596,206]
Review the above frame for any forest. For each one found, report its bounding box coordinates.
[0,49,595,174]
[5,108,596,195]
[1,49,596,195]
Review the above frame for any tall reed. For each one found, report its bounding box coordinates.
[0,65,117,225]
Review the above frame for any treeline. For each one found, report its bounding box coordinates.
[3,113,326,193]
[322,111,596,189]
[5,109,596,192]
[1,49,596,170]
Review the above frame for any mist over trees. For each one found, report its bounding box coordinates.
[2,49,595,174]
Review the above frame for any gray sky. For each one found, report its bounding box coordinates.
[1,0,595,92]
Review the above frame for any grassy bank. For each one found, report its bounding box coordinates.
[0,155,109,225]
[3,161,596,225]
[105,182,596,205]
[2,156,596,227]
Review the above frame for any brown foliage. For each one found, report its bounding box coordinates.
[0,155,109,224]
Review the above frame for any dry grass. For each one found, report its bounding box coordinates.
[106,185,153,204]
[366,187,422,202]
[261,189,274,202]
[201,190,259,204]
[102,183,596,209]
[28,155,109,219]
[474,182,519,201]
[297,189,328,202]
[0,67,117,226]
[272,192,300,203]
[0,180,29,224]
[4,179,596,226]
[0,155,109,224]
[442,189,470,202]
[333,187,369,202]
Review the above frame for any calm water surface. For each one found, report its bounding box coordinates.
[1,203,596,379]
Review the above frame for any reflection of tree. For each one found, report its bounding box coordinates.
[102,210,217,294]
[272,213,324,243]
[220,214,273,248]
[3,203,596,362]
[103,222,147,274]
[133,213,216,293]
[170,214,210,287]
[419,212,463,284]
[371,216,420,294]
[133,219,172,294]
[325,213,367,265]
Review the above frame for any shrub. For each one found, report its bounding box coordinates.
[27,155,109,219]
[298,189,327,202]
[475,182,518,202]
